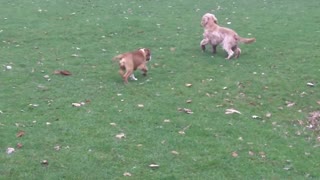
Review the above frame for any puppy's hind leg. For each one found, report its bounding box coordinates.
[118,67,125,78]
[123,70,133,84]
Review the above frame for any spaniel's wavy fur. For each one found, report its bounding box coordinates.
[200,13,256,59]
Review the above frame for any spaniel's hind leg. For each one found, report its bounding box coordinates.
[232,46,241,59]
[225,48,234,60]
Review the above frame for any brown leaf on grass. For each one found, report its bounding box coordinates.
[259,151,266,158]
[297,120,304,126]
[149,163,160,169]
[307,82,315,87]
[54,145,61,151]
[123,172,132,176]
[110,122,117,126]
[317,101,320,105]
[6,147,15,154]
[186,99,192,103]
[265,113,272,118]
[115,133,126,139]
[248,151,255,156]
[178,124,191,135]
[178,108,193,114]
[225,108,241,114]
[72,103,82,107]
[53,70,72,76]
[308,111,320,129]
[171,150,179,155]
[231,151,238,157]
[41,160,49,166]
[71,54,79,57]
[16,130,25,138]
[17,143,23,149]
[285,101,295,107]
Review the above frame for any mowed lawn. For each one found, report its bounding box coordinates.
[1,0,320,179]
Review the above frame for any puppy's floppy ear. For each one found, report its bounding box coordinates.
[143,48,151,61]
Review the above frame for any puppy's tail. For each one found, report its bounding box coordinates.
[237,36,256,44]
[112,54,124,61]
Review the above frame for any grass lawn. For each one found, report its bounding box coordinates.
[1,0,320,179]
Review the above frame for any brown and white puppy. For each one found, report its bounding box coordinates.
[112,48,151,83]
[200,13,256,59]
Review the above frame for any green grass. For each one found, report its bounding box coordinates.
[1,0,320,179]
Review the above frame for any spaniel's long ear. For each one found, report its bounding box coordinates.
[211,15,218,24]
[201,16,208,27]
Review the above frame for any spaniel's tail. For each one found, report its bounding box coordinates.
[237,36,256,44]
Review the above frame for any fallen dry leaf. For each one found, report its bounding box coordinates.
[285,101,295,107]
[307,82,315,87]
[252,115,260,119]
[110,122,117,126]
[186,99,192,103]
[185,83,192,87]
[71,54,79,57]
[137,104,144,108]
[6,147,15,154]
[123,172,132,177]
[16,130,25,138]
[259,151,266,158]
[232,151,238,157]
[116,133,126,139]
[72,103,82,107]
[178,108,193,114]
[53,70,72,76]
[149,164,160,169]
[170,47,176,52]
[54,145,61,151]
[171,150,179,155]
[178,124,191,135]
[17,143,23,149]
[308,111,320,129]
[265,113,272,118]
[41,160,49,166]
[225,108,241,114]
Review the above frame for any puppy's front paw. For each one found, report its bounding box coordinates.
[129,74,138,81]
